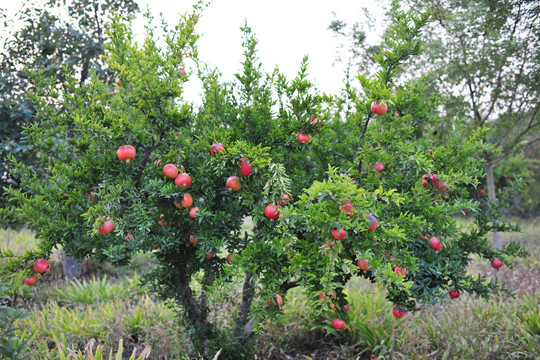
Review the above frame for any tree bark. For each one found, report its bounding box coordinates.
[485,162,502,249]
[176,267,213,357]
[235,272,256,337]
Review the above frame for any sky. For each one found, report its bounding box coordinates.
[134,0,387,101]
[0,0,389,103]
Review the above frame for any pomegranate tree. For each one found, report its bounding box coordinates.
[2,5,527,359]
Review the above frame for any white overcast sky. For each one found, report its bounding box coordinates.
[1,0,390,102]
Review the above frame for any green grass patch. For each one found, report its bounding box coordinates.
[16,294,188,359]
[46,275,142,306]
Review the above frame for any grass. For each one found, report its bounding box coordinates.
[16,282,188,359]
[0,227,37,255]
[1,218,539,359]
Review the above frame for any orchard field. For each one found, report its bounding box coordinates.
[1,0,540,359]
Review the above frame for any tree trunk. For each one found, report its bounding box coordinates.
[6,227,11,247]
[235,272,256,337]
[485,162,502,249]
[176,267,213,358]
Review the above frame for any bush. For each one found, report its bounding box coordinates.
[2,2,528,358]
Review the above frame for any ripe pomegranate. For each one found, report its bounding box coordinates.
[421,173,437,187]
[189,235,198,244]
[371,101,388,115]
[124,235,134,241]
[366,214,379,232]
[297,132,310,144]
[274,293,283,307]
[207,252,214,259]
[449,289,460,299]
[394,266,407,276]
[175,173,192,187]
[180,68,187,76]
[88,192,96,201]
[163,164,179,179]
[393,306,406,318]
[357,259,370,273]
[331,228,346,240]
[264,204,280,221]
[180,194,193,208]
[210,143,225,156]
[239,158,252,176]
[33,259,50,274]
[340,200,354,216]
[278,194,290,206]
[25,276,38,286]
[491,258,503,270]
[189,207,200,218]
[344,304,350,311]
[226,253,234,264]
[373,162,384,172]
[480,189,485,195]
[226,176,241,191]
[99,220,114,234]
[332,318,345,330]
[117,145,136,162]
[429,236,444,251]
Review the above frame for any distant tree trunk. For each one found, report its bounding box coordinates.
[6,227,11,247]
[485,162,502,249]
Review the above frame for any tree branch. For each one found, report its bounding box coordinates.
[134,133,164,187]
[355,112,374,176]
[493,105,540,165]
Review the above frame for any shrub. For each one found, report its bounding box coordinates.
[2,2,527,358]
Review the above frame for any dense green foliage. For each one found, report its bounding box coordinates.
[0,0,139,215]
[330,0,540,217]
[405,0,540,217]
[1,2,529,358]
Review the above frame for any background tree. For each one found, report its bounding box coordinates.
[404,0,540,247]
[1,2,528,359]
[331,0,540,243]
[0,0,139,220]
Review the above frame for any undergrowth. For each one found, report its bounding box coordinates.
[1,219,538,359]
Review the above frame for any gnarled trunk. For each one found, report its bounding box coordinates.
[176,267,214,358]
